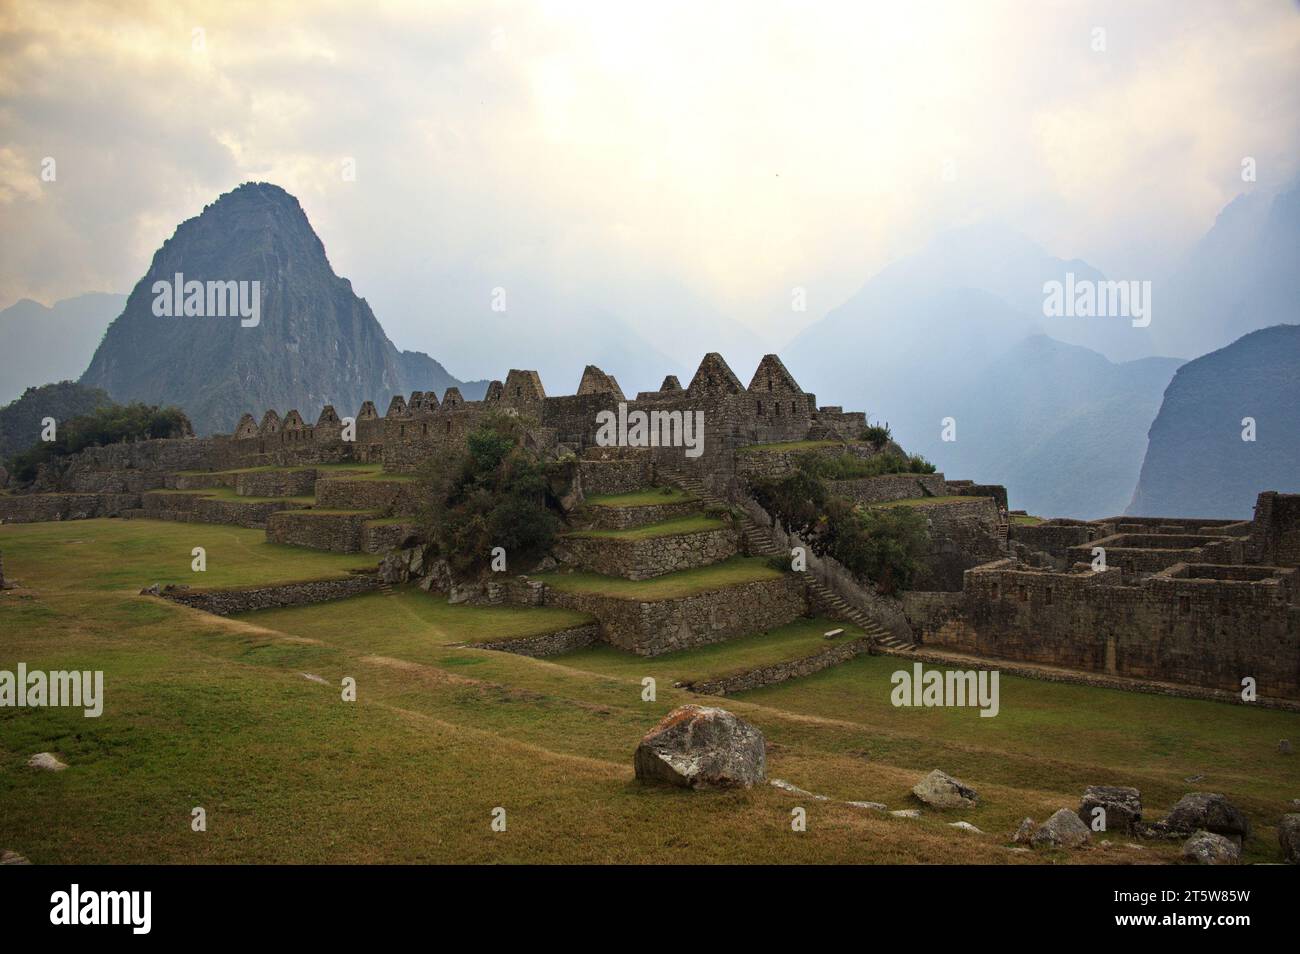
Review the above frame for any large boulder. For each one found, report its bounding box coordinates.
[1182,830,1240,865]
[1078,785,1142,834]
[1279,813,1300,864]
[911,770,979,810]
[634,705,766,789]
[1164,793,1250,843]
[1031,808,1092,849]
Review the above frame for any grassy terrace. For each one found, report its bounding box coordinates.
[145,487,316,505]
[531,556,783,600]
[583,487,695,507]
[239,588,592,650]
[565,515,724,541]
[1011,515,1044,526]
[559,617,864,684]
[868,495,985,509]
[738,439,849,454]
[0,518,376,592]
[175,462,386,477]
[3,518,1299,864]
[318,470,419,483]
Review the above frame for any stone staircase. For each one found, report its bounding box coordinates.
[658,466,913,651]
[996,508,1010,551]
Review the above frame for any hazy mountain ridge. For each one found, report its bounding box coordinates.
[0,293,127,404]
[80,183,479,434]
[1128,324,1300,519]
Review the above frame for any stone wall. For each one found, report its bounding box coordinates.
[555,526,738,580]
[534,574,808,656]
[1010,520,1108,562]
[361,520,420,554]
[687,637,870,695]
[234,469,318,498]
[265,511,372,552]
[830,472,948,505]
[315,478,422,516]
[911,559,1300,699]
[0,493,141,523]
[474,623,601,658]
[910,498,1005,591]
[575,497,700,530]
[139,492,308,529]
[156,575,379,615]
[578,457,654,497]
[1249,492,1300,568]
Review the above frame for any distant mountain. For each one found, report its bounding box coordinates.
[1153,179,1300,360]
[0,381,113,462]
[1128,325,1300,519]
[0,293,127,404]
[81,182,480,434]
[901,336,1183,519]
[782,223,1183,518]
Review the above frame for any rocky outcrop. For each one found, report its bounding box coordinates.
[1278,813,1300,864]
[1031,808,1092,849]
[911,770,978,810]
[1078,785,1142,834]
[633,705,766,789]
[1182,830,1240,865]
[1164,792,1251,843]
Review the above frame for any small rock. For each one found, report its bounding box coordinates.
[1125,843,1145,850]
[846,801,888,811]
[139,583,161,596]
[634,705,766,789]
[300,672,328,684]
[1278,813,1300,864]
[823,628,844,640]
[1031,808,1092,849]
[531,556,559,573]
[1280,739,1293,755]
[1165,792,1250,843]
[1078,785,1142,834]
[27,752,67,772]
[1012,817,1037,844]
[1182,830,1240,865]
[0,850,31,865]
[891,809,921,819]
[911,769,979,810]
[769,778,812,795]
[949,821,983,833]
[1006,846,1031,854]
[1184,774,1204,783]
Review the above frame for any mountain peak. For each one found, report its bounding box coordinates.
[79,185,469,434]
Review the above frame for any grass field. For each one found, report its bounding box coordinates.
[564,515,725,540]
[532,556,783,599]
[2,518,1297,864]
[869,495,988,508]
[145,487,317,505]
[583,488,695,507]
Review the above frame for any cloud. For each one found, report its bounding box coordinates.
[0,0,1296,371]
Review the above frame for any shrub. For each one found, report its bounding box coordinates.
[418,413,564,578]
[862,422,892,449]
[8,401,191,483]
[750,466,929,593]
[794,450,936,481]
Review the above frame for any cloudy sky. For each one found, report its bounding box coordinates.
[1,0,1297,378]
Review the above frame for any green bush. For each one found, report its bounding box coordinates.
[861,422,892,449]
[750,467,929,594]
[7,401,191,483]
[794,450,936,481]
[418,413,564,578]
